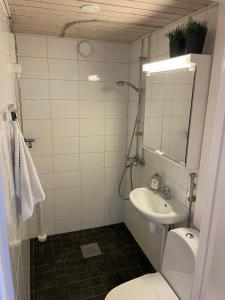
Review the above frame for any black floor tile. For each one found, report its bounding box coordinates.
[82,287,95,299]
[31,223,155,299]
[70,289,83,300]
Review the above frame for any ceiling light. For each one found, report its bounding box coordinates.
[80,4,100,13]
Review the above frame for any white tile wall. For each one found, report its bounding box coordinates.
[17,34,130,236]
[48,59,78,80]
[80,119,105,136]
[81,184,104,201]
[79,81,105,100]
[0,2,29,299]
[22,100,51,119]
[106,63,129,81]
[23,120,51,138]
[106,118,127,135]
[125,4,218,270]
[105,135,127,152]
[52,119,79,137]
[20,57,48,79]
[50,80,78,100]
[53,137,79,155]
[81,168,105,186]
[53,154,80,172]
[20,79,49,99]
[79,61,105,81]
[47,37,77,59]
[54,187,80,205]
[54,171,80,188]
[17,35,47,57]
[106,42,130,63]
[51,100,79,119]
[79,101,105,119]
[30,138,52,156]
[80,136,104,153]
[106,82,129,101]
[80,153,104,169]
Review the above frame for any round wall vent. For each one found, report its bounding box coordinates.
[78,40,93,57]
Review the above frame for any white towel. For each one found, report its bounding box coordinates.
[13,120,45,222]
[0,119,16,221]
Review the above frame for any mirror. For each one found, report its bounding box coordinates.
[143,67,196,165]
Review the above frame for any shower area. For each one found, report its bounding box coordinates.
[16,34,152,300]
[17,34,146,238]
[0,5,151,294]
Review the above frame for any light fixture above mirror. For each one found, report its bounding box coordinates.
[143,54,196,74]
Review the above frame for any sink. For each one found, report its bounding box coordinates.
[129,187,188,225]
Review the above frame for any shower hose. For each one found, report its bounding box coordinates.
[118,117,138,200]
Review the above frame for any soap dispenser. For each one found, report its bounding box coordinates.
[150,173,161,191]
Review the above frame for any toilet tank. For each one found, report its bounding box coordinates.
[162,228,199,300]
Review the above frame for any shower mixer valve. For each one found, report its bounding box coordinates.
[126,154,145,167]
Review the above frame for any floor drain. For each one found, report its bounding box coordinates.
[80,242,102,258]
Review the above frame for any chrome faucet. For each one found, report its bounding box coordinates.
[150,173,171,200]
[157,185,171,200]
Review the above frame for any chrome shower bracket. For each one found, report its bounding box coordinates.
[188,172,197,203]
[135,131,143,136]
[139,56,147,62]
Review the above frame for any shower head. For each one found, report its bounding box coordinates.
[116,81,142,92]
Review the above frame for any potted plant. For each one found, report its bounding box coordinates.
[166,25,185,58]
[184,17,208,54]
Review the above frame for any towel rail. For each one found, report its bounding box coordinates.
[24,138,36,149]
[8,108,36,148]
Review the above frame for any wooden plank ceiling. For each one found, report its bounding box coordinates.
[9,0,211,42]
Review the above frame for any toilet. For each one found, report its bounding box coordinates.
[105,228,199,300]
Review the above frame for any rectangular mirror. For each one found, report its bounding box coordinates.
[143,67,196,165]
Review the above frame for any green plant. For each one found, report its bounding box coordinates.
[185,17,208,35]
[166,25,185,41]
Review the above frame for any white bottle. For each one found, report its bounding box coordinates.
[151,173,161,191]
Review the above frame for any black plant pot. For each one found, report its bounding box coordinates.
[185,32,206,54]
[169,39,185,58]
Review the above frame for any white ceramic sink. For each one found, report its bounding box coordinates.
[129,187,188,225]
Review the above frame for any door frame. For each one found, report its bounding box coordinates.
[0,178,14,300]
[191,2,225,299]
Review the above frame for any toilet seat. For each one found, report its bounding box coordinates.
[105,273,179,300]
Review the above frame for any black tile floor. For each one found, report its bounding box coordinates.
[30,223,155,300]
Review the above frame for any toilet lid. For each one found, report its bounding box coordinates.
[105,273,179,300]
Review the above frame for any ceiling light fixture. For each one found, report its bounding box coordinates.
[80,4,100,13]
